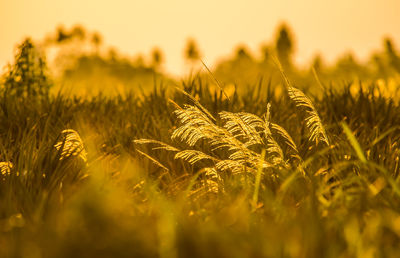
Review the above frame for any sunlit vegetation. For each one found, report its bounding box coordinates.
[1,24,400,257]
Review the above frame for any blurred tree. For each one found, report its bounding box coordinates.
[213,44,260,89]
[232,45,255,68]
[385,38,396,57]
[151,48,164,70]
[275,24,294,68]
[369,54,387,78]
[384,38,400,73]
[184,39,201,62]
[47,25,87,45]
[260,44,272,63]
[91,32,103,55]
[333,53,368,80]
[56,26,70,43]
[312,54,324,72]
[71,25,86,41]
[107,48,118,62]
[235,46,252,60]
[3,38,52,98]
[134,55,145,67]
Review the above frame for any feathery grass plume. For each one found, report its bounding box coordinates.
[174,87,216,122]
[203,167,223,193]
[145,97,297,176]
[137,88,309,195]
[216,159,256,175]
[263,103,285,164]
[220,111,264,147]
[171,105,221,146]
[0,162,13,179]
[287,86,330,146]
[171,102,290,176]
[54,129,87,162]
[174,150,219,165]
[171,104,263,172]
[172,87,265,170]
[187,167,224,200]
[137,101,265,177]
[274,57,329,147]
[270,123,298,154]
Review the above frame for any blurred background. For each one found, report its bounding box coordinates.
[1,0,400,95]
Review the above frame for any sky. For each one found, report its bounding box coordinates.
[1,0,399,75]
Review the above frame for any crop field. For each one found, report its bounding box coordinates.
[1,26,400,258]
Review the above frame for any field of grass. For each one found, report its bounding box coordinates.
[1,38,400,258]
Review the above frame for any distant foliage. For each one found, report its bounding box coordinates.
[3,38,52,99]
[184,39,202,62]
[151,47,164,70]
[275,23,294,68]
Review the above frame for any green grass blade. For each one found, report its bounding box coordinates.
[341,122,367,163]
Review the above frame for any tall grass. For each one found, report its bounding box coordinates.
[1,71,400,257]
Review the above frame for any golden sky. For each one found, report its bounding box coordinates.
[1,0,399,75]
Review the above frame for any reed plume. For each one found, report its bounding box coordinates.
[54,129,87,162]
[0,162,13,179]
